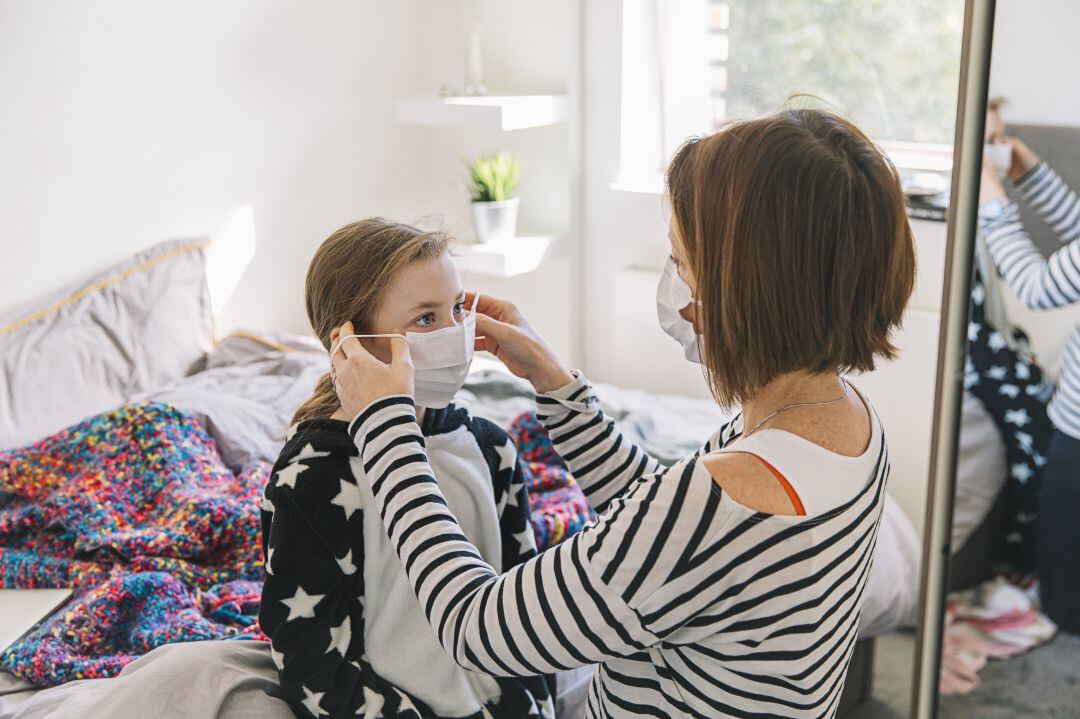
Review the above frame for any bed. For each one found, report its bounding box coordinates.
[0,240,925,717]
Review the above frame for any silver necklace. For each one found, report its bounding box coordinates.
[743,377,850,437]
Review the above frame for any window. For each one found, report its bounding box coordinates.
[617,0,965,190]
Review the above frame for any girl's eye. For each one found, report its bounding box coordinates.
[453,302,466,316]
[415,313,436,327]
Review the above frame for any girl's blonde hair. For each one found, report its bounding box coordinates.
[292,218,451,424]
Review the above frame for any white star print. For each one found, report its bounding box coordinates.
[999,384,1020,399]
[261,494,274,513]
[265,547,275,575]
[396,690,419,714]
[281,586,326,621]
[495,439,516,473]
[294,443,331,462]
[1011,463,1034,483]
[274,462,307,490]
[1006,531,1023,544]
[1015,431,1033,450]
[505,481,523,508]
[331,479,363,520]
[361,686,385,719]
[326,616,351,656]
[270,644,285,669]
[302,686,328,717]
[538,695,555,718]
[986,365,1007,380]
[1015,361,1031,380]
[336,549,357,575]
[971,283,985,306]
[513,527,536,553]
[1034,453,1048,467]
[968,322,981,342]
[987,331,1007,351]
[1004,408,1031,426]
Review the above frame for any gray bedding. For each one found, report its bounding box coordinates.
[0,337,921,717]
[0,641,291,719]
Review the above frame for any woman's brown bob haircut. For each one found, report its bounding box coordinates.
[667,108,916,407]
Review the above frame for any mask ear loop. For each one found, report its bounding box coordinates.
[467,291,486,343]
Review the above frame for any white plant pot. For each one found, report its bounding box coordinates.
[471,197,520,244]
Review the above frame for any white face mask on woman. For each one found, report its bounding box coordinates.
[985,141,1013,179]
[656,257,703,364]
[331,295,477,409]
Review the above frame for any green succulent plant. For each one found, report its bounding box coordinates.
[466,151,520,202]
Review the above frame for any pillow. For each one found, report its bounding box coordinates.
[0,239,213,449]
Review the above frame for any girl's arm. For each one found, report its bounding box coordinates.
[534,371,734,512]
[347,396,720,676]
[260,492,367,719]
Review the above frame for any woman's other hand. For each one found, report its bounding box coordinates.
[330,321,414,418]
[466,292,573,393]
[1005,136,1040,182]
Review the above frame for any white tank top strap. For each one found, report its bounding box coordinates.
[711,385,882,516]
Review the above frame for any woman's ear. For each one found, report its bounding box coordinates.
[329,327,341,346]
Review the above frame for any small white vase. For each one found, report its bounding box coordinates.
[471,197,520,244]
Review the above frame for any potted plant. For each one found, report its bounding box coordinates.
[467,151,520,244]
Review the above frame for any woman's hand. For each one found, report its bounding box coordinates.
[330,321,414,418]
[980,156,1008,204]
[1005,136,1040,182]
[466,292,573,394]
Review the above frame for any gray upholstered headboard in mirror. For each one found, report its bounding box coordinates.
[1004,124,1080,255]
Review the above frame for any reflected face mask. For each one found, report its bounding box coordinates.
[985,142,1012,179]
[656,257,703,364]
[331,294,478,409]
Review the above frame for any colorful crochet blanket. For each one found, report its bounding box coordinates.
[507,411,596,549]
[0,403,266,686]
[0,404,593,687]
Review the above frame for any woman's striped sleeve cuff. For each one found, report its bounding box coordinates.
[534,370,596,415]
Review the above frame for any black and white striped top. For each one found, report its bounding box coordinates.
[981,162,1080,439]
[349,372,888,718]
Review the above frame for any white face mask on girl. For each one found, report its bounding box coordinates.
[985,142,1013,179]
[656,257,704,364]
[330,295,478,409]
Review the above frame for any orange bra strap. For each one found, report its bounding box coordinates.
[750,454,806,516]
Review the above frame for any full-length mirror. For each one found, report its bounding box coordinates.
[933,0,1080,716]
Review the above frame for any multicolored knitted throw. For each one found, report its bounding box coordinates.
[507,411,596,549]
[0,403,593,687]
[0,403,267,686]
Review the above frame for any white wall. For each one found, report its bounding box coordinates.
[990,0,1080,126]
[398,0,580,364]
[0,0,425,334]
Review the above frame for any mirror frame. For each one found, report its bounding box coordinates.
[912,0,997,716]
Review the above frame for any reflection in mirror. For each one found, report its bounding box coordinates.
[938,1,1080,715]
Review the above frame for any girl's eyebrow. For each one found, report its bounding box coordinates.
[407,292,465,314]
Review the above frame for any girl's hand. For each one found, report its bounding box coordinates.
[1005,136,1040,182]
[330,321,414,418]
[466,292,573,394]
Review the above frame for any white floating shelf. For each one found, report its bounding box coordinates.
[456,236,553,277]
[395,95,569,131]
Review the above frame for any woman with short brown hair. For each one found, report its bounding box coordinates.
[328,108,916,718]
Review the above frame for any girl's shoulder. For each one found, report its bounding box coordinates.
[267,419,358,499]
